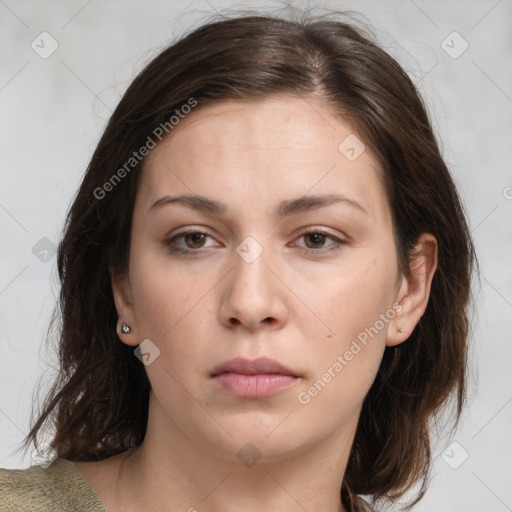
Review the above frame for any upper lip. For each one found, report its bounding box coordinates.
[211,357,298,377]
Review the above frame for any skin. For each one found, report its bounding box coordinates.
[71,96,437,512]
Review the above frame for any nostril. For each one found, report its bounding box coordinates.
[228,316,276,328]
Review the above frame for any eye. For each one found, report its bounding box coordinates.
[165,227,346,255]
[293,229,346,253]
[166,229,219,253]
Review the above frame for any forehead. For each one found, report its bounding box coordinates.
[155,95,364,153]
[139,96,389,223]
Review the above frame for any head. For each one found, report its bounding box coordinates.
[23,10,476,509]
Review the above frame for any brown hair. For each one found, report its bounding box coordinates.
[20,8,477,510]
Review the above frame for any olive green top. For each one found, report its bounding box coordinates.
[0,457,374,511]
[0,458,107,512]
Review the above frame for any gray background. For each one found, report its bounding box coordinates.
[1,0,511,510]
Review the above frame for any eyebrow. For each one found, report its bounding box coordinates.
[149,193,368,217]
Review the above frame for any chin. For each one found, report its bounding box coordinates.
[195,413,316,463]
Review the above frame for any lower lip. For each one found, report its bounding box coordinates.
[212,373,299,398]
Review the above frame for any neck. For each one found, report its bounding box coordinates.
[112,394,357,512]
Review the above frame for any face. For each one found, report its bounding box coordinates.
[113,96,408,462]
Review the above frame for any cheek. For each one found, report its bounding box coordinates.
[130,245,206,334]
[304,255,395,342]
[296,292,388,419]
[130,252,217,374]
[297,256,394,398]
[130,272,212,422]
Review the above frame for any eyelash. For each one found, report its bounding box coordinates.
[165,227,346,255]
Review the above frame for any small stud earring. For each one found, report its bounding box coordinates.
[397,327,406,334]
[121,323,132,334]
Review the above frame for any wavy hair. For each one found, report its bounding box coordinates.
[20,8,477,510]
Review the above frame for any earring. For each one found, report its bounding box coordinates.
[397,327,406,334]
[121,323,132,334]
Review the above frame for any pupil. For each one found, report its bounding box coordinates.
[307,233,325,247]
[187,233,205,247]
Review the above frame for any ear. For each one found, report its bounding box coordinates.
[110,268,140,347]
[386,233,438,347]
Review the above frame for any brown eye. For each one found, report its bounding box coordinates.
[293,229,346,254]
[166,229,218,253]
[303,232,327,249]
[183,232,207,249]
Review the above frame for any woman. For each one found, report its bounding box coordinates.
[0,9,476,512]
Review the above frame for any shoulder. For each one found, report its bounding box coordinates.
[0,458,108,512]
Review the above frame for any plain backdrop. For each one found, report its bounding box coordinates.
[1,1,511,510]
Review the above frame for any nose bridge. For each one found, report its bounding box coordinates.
[220,233,288,330]
[232,234,274,304]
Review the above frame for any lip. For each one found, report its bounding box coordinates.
[211,357,300,398]
[211,357,298,377]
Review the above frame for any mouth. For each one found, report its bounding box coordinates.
[211,357,300,398]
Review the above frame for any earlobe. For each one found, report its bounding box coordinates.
[110,268,140,346]
[386,233,438,347]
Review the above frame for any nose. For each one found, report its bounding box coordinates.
[218,239,289,331]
